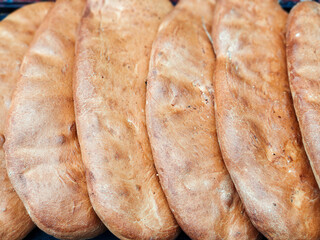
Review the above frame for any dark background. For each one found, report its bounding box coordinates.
[25,228,193,240]
[1,0,319,239]
[1,0,320,19]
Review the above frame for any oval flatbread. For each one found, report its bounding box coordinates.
[146,0,259,239]
[4,0,105,239]
[0,3,52,240]
[286,1,320,187]
[212,0,320,239]
[74,0,179,239]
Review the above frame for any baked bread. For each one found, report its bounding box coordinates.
[286,1,320,187]
[4,0,105,239]
[146,0,259,239]
[212,0,320,239]
[74,0,179,239]
[0,3,52,239]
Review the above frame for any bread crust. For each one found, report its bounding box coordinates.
[286,2,320,188]
[0,3,52,240]
[146,0,259,239]
[74,0,179,239]
[4,0,105,239]
[212,0,320,239]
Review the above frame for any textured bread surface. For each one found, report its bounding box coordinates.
[286,1,320,187]
[4,0,105,239]
[212,0,320,239]
[0,3,52,240]
[74,0,179,239]
[146,0,259,239]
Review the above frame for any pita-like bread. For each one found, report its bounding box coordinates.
[212,0,320,239]
[287,1,320,188]
[146,0,259,239]
[74,0,179,239]
[5,0,105,239]
[0,3,52,240]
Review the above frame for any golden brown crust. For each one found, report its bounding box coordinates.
[286,1,320,188]
[0,3,53,240]
[146,0,259,239]
[212,0,320,239]
[4,0,105,239]
[74,0,179,239]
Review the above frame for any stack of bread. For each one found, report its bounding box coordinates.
[0,0,320,239]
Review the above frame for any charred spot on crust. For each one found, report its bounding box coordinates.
[69,122,77,138]
[135,185,141,191]
[88,171,95,183]
[119,188,130,197]
[18,174,27,187]
[299,174,306,182]
[0,134,5,148]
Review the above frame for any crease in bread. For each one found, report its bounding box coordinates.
[212,0,320,239]
[146,0,259,239]
[286,1,320,188]
[4,0,106,239]
[0,3,53,240]
[74,0,180,239]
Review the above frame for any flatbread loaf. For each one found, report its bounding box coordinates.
[286,1,320,187]
[4,0,105,239]
[212,0,320,239]
[74,0,179,239]
[146,0,259,239]
[0,3,52,240]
